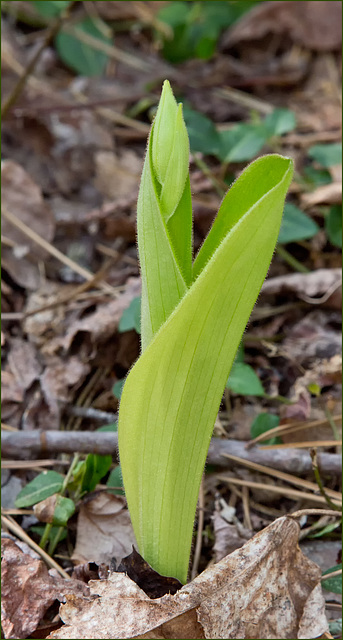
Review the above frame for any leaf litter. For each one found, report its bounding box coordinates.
[47,518,328,639]
[1,1,341,638]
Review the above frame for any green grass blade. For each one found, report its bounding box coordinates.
[119,156,293,583]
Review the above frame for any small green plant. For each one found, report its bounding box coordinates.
[118,80,293,583]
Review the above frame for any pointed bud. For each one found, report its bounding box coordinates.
[151,80,178,186]
[151,81,190,219]
[160,104,190,220]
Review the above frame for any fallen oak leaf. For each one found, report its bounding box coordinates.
[1,538,89,640]
[47,516,328,639]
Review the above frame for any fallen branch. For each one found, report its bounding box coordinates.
[1,431,341,476]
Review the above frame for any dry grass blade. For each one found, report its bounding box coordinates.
[321,569,342,581]
[214,87,274,115]
[247,414,342,447]
[2,459,70,469]
[289,509,341,518]
[62,23,152,72]
[218,477,342,507]
[261,440,342,449]
[1,422,18,431]
[1,513,70,579]
[222,453,342,500]
[1,205,116,294]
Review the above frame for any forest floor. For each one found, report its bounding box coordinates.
[1,2,342,639]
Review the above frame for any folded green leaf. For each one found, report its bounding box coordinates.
[15,471,64,508]
[119,81,293,583]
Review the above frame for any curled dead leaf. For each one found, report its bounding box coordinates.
[1,160,55,289]
[48,516,328,639]
[72,493,137,566]
[1,538,89,640]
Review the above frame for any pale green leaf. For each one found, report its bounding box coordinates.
[119,154,293,582]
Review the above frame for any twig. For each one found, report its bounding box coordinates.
[321,569,342,581]
[241,485,252,530]
[2,431,341,476]
[289,508,342,519]
[218,476,342,508]
[191,477,205,580]
[1,206,115,294]
[2,459,70,469]
[247,414,342,447]
[214,87,274,115]
[64,367,106,432]
[261,440,342,449]
[64,405,118,423]
[62,23,152,72]
[310,449,342,511]
[1,2,76,119]
[22,258,117,319]
[222,453,342,501]
[1,513,70,579]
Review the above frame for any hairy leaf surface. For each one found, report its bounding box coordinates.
[119,154,293,582]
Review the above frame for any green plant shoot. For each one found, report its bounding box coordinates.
[118,80,293,584]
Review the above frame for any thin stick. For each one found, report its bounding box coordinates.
[23,258,117,319]
[218,477,342,507]
[3,432,342,476]
[221,453,342,500]
[261,440,342,449]
[2,206,115,294]
[62,23,152,72]
[1,513,70,579]
[2,459,70,469]
[248,415,342,447]
[241,485,252,530]
[321,569,342,581]
[289,509,341,518]
[214,87,274,115]
[310,449,342,511]
[191,477,205,580]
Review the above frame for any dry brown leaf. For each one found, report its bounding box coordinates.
[212,511,252,562]
[48,516,328,639]
[54,276,141,352]
[1,537,89,640]
[40,356,90,428]
[33,494,63,524]
[282,310,342,363]
[1,160,55,289]
[262,268,342,300]
[223,1,342,51]
[72,493,137,566]
[94,150,141,201]
[7,338,42,391]
[302,183,342,208]
[1,370,24,405]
